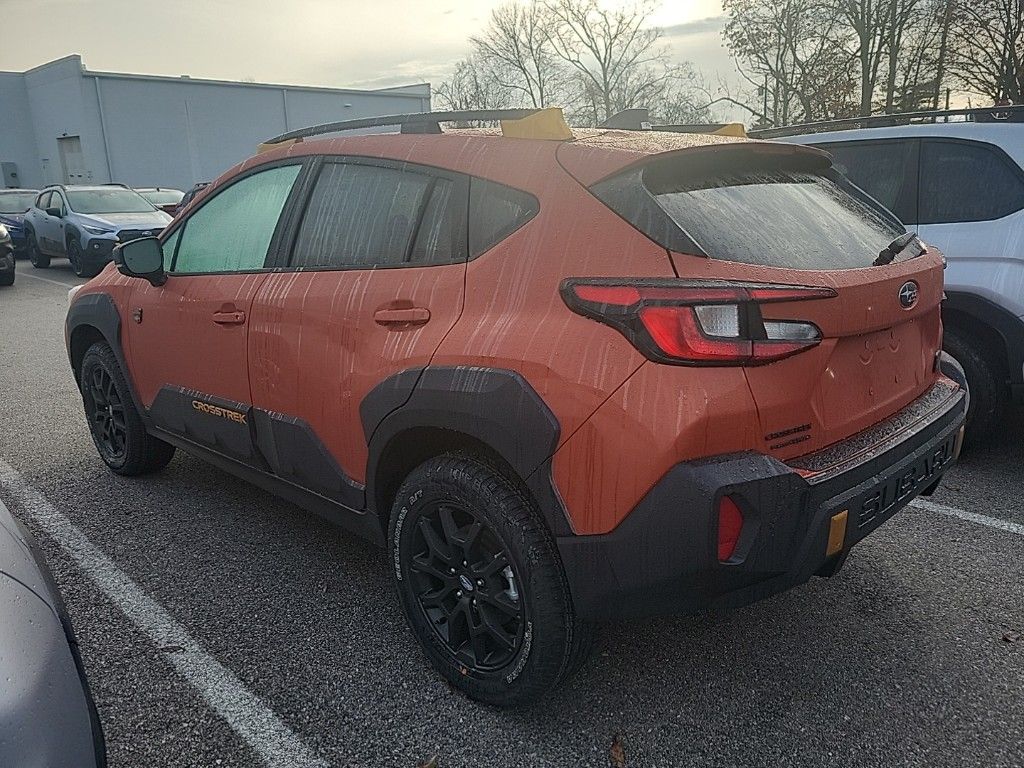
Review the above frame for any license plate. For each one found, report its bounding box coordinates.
[855,433,957,530]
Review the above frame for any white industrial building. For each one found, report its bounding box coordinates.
[0,55,431,191]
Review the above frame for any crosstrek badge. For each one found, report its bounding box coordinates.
[191,399,247,425]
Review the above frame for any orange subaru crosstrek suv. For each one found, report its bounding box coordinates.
[66,109,967,706]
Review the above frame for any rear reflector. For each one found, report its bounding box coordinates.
[718,496,744,562]
[561,278,835,366]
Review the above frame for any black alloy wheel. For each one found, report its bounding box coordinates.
[84,364,128,461]
[389,454,595,707]
[409,499,524,671]
[28,232,49,268]
[68,239,86,277]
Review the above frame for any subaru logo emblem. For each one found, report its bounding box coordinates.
[458,574,474,592]
[898,281,918,309]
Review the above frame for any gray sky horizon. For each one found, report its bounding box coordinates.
[0,0,740,109]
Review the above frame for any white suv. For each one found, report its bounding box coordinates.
[757,107,1024,440]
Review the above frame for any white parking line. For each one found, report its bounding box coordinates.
[911,497,1024,537]
[16,270,83,289]
[0,460,328,768]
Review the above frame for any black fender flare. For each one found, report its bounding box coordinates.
[361,366,573,536]
[65,292,150,426]
[943,291,1024,388]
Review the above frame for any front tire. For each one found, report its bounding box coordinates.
[388,454,594,707]
[80,342,175,475]
[0,270,14,286]
[67,238,87,277]
[27,232,50,269]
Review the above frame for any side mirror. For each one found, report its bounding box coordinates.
[45,207,62,218]
[114,237,166,286]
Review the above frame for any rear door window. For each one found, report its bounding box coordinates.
[819,139,918,223]
[919,139,1024,224]
[291,162,441,268]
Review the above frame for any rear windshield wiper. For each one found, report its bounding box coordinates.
[873,232,919,266]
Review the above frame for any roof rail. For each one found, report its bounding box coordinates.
[750,104,1024,138]
[264,109,543,145]
[597,108,748,137]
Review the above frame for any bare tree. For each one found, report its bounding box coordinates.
[434,56,512,112]
[948,0,1024,103]
[471,1,570,109]
[723,0,858,126]
[544,0,676,124]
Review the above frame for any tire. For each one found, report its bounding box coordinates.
[67,238,87,277]
[388,453,595,707]
[79,342,175,475]
[27,232,49,269]
[0,270,13,286]
[943,325,1006,443]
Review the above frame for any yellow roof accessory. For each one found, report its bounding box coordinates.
[257,137,302,154]
[711,123,748,138]
[500,107,575,141]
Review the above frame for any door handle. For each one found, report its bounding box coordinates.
[212,310,246,325]
[374,307,430,326]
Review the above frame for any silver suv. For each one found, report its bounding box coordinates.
[24,184,171,278]
[757,106,1024,440]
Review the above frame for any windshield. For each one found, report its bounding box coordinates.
[140,189,184,206]
[67,188,157,214]
[0,193,37,213]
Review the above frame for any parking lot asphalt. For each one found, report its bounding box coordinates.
[1,258,1022,768]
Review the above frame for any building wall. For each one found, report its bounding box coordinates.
[0,73,42,188]
[1,55,431,192]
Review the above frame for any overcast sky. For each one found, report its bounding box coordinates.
[0,0,738,98]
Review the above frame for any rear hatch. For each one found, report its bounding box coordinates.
[587,141,944,459]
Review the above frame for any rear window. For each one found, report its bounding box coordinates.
[140,189,184,206]
[594,151,906,270]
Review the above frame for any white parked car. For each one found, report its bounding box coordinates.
[756,107,1024,440]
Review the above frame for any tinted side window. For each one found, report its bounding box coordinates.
[821,139,917,223]
[409,178,468,265]
[919,139,1024,224]
[469,178,539,257]
[291,163,433,268]
[171,164,301,274]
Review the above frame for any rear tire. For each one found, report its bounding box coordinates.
[0,270,14,286]
[27,232,49,269]
[943,325,1006,443]
[388,454,594,707]
[80,342,175,475]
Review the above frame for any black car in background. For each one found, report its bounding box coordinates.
[0,188,39,258]
[0,497,106,765]
[0,223,14,286]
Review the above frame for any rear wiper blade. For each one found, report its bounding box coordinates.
[873,232,919,266]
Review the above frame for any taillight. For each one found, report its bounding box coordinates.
[717,496,744,562]
[560,278,835,366]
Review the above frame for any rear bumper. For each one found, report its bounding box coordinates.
[557,361,968,622]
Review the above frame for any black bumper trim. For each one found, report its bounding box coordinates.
[557,380,967,622]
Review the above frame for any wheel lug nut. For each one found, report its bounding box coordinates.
[456,590,462,597]
[462,560,467,566]
[449,568,456,574]
[476,579,484,587]
[472,599,477,606]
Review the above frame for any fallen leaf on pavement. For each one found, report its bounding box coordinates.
[610,733,626,768]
